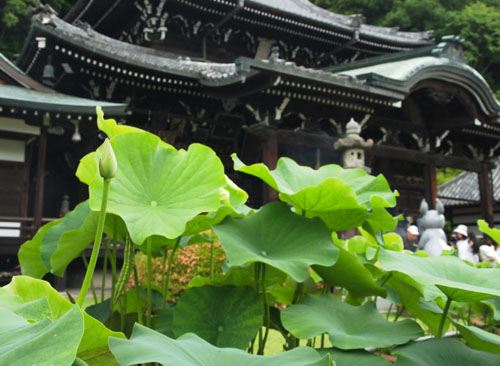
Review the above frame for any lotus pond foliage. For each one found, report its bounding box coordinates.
[4,107,500,365]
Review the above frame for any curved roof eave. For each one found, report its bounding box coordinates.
[21,13,405,100]
[338,56,500,121]
[0,84,127,115]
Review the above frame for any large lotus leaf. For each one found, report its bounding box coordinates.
[281,294,423,349]
[483,298,500,321]
[188,262,287,290]
[18,219,61,278]
[96,106,142,139]
[41,200,91,270]
[232,154,397,231]
[362,196,400,238]
[110,323,332,366]
[478,219,500,244]
[51,211,127,275]
[0,289,52,323]
[313,246,386,298]
[392,338,500,366]
[452,320,500,354]
[172,285,263,349]
[378,249,500,302]
[213,202,338,282]
[3,276,124,364]
[0,305,84,366]
[86,133,226,245]
[317,348,392,366]
[182,202,253,238]
[386,276,449,336]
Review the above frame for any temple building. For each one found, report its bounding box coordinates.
[3,0,500,259]
[0,48,126,266]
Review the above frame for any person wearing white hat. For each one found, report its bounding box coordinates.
[403,225,419,252]
[453,224,476,263]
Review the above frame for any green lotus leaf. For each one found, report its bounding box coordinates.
[378,249,500,302]
[392,338,500,366]
[155,304,175,338]
[18,219,61,278]
[188,263,287,290]
[3,276,124,364]
[109,323,332,366]
[50,210,102,276]
[50,210,127,276]
[41,201,91,270]
[317,348,392,366]
[453,320,500,354]
[96,106,142,139]
[478,219,500,244]
[483,298,500,321]
[182,202,253,238]
[386,276,449,335]
[0,305,84,366]
[313,246,386,298]
[232,154,397,231]
[172,285,263,349]
[381,232,404,252]
[281,294,423,349]
[213,202,338,282]
[87,133,226,245]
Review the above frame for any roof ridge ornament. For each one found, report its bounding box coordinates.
[29,2,58,26]
[432,35,467,63]
[29,2,58,16]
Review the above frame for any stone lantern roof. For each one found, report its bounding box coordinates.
[334,118,374,151]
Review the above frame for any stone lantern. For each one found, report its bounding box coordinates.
[334,118,373,172]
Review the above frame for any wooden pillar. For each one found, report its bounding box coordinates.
[478,164,494,225]
[33,127,47,230]
[262,134,278,203]
[424,163,437,209]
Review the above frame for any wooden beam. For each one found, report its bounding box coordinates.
[423,163,437,209]
[261,134,278,203]
[244,125,335,150]
[369,145,492,172]
[33,127,47,231]
[478,165,494,225]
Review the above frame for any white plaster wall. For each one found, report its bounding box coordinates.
[0,116,40,135]
[0,138,25,162]
[0,222,21,237]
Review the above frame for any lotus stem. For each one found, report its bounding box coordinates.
[260,263,270,354]
[437,297,452,338]
[110,236,118,305]
[77,178,111,308]
[210,239,215,280]
[386,303,394,320]
[161,238,180,307]
[146,236,153,327]
[80,254,98,305]
[133,262,143,325]
[393,306,405,321]
[101,235,111,302]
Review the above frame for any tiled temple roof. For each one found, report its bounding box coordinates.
[439,159,500,207]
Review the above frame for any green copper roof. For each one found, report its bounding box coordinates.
[0,84,127,115]
[330,41,500,120]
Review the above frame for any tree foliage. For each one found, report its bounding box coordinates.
[311,0,500,96]
[0,0,76,60]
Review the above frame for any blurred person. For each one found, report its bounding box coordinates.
[403,225,419,252]
[460,231,479,264]
[479,234,500,265]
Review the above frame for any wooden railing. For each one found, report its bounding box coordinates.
[0,216,58,240]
